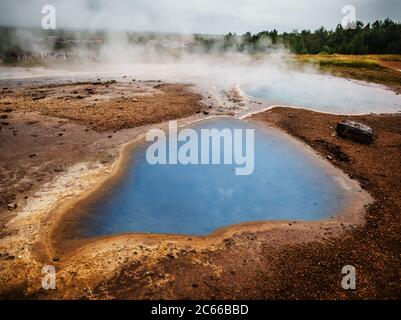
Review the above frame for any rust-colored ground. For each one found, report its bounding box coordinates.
[249,108,401,299]
[379,59,401,72]
[0,81,203,229]
[1,81,203,132]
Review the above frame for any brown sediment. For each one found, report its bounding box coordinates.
[247,108,401,299]
[1,81,203,132]
[0,80,206,298]
[0,80,204,216]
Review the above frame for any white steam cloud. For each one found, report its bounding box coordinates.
[0,0,400,33]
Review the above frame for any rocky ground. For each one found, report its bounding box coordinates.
[0,80,206,232]
[249,108,401,299]
[0,80,205,132]
[0,77,400,300]
[0,78,253,299]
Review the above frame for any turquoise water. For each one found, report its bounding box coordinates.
[243,72,401,114]
[76,119,345,237]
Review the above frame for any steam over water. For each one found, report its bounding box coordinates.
[1,56,401,114]
[243,70,401,114]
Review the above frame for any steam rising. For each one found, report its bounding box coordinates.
[1,5,401,115]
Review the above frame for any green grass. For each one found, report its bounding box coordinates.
[317,59,380,68]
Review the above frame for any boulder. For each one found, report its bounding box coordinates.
[336,120,373,144]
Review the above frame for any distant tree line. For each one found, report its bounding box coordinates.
[193,19,401,54]
[1,19,400,62]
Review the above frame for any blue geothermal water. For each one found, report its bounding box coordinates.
[77,119,345,237]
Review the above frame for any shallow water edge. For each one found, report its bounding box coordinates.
[48,113,373,256]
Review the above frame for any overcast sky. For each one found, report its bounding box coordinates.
[0,0,400,34]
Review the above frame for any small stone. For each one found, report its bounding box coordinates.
[336,120,373,144]
[7,203,17,210]
[32,95,45,101]
[52,257,60,262]
[29,154,37,158]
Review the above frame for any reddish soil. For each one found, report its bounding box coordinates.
[1,81,203,132]
[0,81,203,230]
[379,59,401,71]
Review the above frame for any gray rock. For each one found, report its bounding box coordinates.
[336,120,373,144]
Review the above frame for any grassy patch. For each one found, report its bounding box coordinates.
[296,54,382,69]
[317,59,380,68]
[294,54,401,94]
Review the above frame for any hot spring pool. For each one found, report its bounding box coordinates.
[243,71,401,114]
[74,119,347,237]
